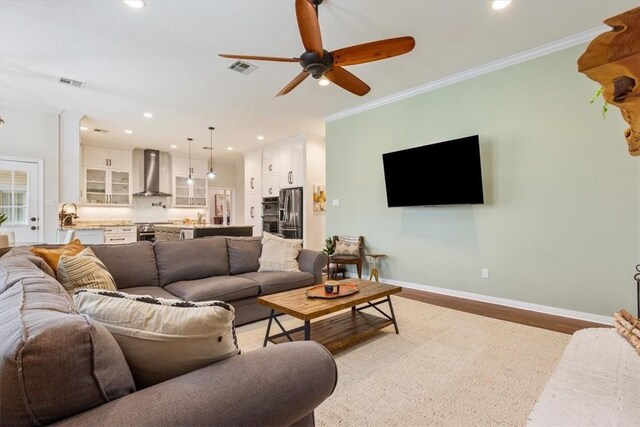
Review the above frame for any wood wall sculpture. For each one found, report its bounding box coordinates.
[578,6,640,157]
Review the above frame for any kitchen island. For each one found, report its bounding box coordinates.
[154,224,253,241]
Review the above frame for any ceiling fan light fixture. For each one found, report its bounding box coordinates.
[123,1,146,8]
[492,0,512,10]
[318,77,330,86]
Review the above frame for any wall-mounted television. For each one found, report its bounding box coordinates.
[382,135,484,207]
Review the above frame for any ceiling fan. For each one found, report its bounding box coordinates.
[219,0,415,97]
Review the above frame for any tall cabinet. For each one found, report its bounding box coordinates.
[82,146,132,205]
[244,149,263,236]
[242,134,325,248]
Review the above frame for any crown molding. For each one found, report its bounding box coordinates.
[325,26,607,123]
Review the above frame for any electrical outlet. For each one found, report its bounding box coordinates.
[482,268,489,279]
[332,199,339,206]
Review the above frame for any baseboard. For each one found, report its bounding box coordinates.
[344,273,612,326]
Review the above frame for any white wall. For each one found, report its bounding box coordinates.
[304,133,326,250]
[0,104,60,243]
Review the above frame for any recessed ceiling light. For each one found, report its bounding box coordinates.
[257,135,264,141]
[170,144,178,149]
[318,77,330,86]
[123,0,145,8]
[124,129,133,134]
[143,112,153,118]
[492,0,511,10]
[80,126,88,131]
[227,147,233,151]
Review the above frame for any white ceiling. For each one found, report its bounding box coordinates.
[0,1,635,162]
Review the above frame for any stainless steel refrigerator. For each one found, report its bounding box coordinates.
[278,187,303,239]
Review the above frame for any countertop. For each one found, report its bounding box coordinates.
[59,223,134,230]
[154,224,253,230]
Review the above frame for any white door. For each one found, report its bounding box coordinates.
[0,159,41,243]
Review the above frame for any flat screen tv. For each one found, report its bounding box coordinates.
[382,135,484,207]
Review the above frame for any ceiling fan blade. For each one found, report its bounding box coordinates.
[332,36,416,67]
[324,66,371,96]
[219,54,300,63]
[277,71,310,97]
[295,0,323,56]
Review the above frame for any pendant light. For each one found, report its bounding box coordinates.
[207,126,217,179]
[185,138,193,184]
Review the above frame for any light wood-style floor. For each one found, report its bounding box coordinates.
[398,288,610,334]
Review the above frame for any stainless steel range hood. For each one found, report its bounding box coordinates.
[133,149,172,197]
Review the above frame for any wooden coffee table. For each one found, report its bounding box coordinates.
[258,278,402,353]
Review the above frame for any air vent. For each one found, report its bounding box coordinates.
[93,128,109,133]
[228,60,258,75]
[58,76,87,88]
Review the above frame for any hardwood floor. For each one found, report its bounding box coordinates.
[399,288,610,334]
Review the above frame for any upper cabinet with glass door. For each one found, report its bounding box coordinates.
[82,145,132,206]
[171,155,208,207]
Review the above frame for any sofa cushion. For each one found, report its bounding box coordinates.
[90,241,159,289]
[154,237,230,286]
[165,276,259,302]
[258,232,302,272]
[0,257,135,425]
[120,286,180,299]
[30,239,84,274]
[1,245,56,278]
[57,247,118,294]
[227,236,262,275]
[237,271,314,296]
[73,289,240,389]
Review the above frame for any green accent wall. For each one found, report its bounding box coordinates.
[326,44,639,316]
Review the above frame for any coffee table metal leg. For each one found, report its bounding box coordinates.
[387,297,399,334]
[304,320,311,340]
[263,309,275,347]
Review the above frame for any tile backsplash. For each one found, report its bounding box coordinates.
[76,197,206,224]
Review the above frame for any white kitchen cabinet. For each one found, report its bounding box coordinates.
[262,146,280,174]
[279,139,305,188]
[74,229,105,244]
[243,191,262,237]
[172,156,208,207]
[262,174,279,197]
[83,146,132,170]
[83,168,131,205]
[103,226,137,244]
[244,150,262,192]
[82,146,132,206]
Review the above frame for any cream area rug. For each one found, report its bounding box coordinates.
[235,296,570,427]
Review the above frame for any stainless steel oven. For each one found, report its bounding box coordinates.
[262,197,279,234]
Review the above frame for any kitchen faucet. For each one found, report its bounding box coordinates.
[59,203,79,227]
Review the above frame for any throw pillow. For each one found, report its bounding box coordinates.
[226,236,262,275]
[57,247,118,294]
[334,241,359,256]
[73,289,240,389]
[30,239,84,275]
[258,231,302,272]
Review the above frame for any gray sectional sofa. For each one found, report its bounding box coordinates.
[89,236,327,325]
[0,237,336,426]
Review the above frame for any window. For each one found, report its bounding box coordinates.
[0,170,29,225]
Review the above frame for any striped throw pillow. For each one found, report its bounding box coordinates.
[74,289,240,389]
[57,247,118,293]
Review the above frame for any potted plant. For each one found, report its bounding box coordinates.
[0,212,9,248]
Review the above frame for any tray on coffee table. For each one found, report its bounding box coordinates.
[306,283,359,299]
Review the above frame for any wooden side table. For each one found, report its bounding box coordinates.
[366,253,386,282]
